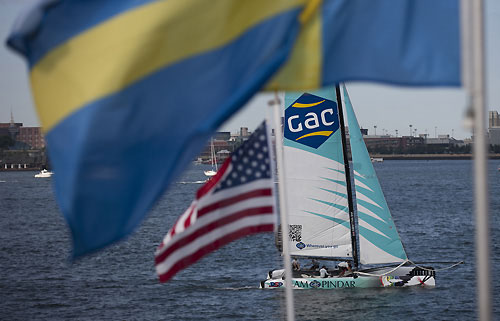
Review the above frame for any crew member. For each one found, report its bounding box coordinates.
[319,265,330,278]
[310,259,319,270]
[338,261,353,277]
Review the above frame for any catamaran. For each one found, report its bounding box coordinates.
[261,85,435,289]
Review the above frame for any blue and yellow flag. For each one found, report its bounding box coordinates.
[7,0,460,258]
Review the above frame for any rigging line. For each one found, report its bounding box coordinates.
[407,259,464,272]
[354,260,464,277]
[355,260,409,277]
[411,261,465,264]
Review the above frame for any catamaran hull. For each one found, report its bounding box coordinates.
[260,275,435,289]
[260,266,436,289]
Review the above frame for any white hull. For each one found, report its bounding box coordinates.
[34,170,53,178]
[261,266,435,289]
[204,170,217,177]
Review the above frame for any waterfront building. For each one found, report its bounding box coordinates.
[213,131,231,141]
[363,135,403,151]
[17,127,46,149]
[0,113,46,149]
[489,128,500,146]
[489,110,499,128]
[426,134,465,147]
[488,110,500,146]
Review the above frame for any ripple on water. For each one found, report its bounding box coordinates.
[0,161,499,320]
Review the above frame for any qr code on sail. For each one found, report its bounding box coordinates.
[289,225,302,242]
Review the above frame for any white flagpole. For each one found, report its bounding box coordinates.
[269,92,295,321]
[463,0,491,319]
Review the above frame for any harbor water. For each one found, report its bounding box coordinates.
[1,160,499,320]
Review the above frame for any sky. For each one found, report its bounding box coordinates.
[1,0,498,140]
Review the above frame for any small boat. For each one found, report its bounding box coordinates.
[204,139,218,178]
[34,169,53,178]
[262,85,435,289]
[371,157,384,163]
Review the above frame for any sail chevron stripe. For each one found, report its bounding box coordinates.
[355,191,383,209]
[325,167,345,175]
[358,219,389,238]
[309,198,349,214]
[317,188,347,199]
[356,203,388,223]
[354,178,373,192]
[358,225,407,260]
[354,184,378,198]
[304,211,350,228]
[321,177,346,187]
[353,170,365,178]
[357,212,397,238]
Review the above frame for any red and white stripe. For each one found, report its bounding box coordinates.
[155,164,275,282]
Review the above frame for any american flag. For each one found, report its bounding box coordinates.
[155,121,276,282]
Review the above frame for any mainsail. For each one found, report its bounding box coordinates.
[343,85,407,264]
[284,88,353,259]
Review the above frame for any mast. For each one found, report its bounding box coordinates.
[335,84,359,270]
[210,139,217,171]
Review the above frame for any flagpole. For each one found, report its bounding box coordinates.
[269,93,295,321]
[467,0,491,319]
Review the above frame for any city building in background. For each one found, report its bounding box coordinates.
[17,127,46,149]
[0,113,48,170]
[4,111,500,170]
[198,127,252,164]
[489,110,500,146]
[0,112,46,149]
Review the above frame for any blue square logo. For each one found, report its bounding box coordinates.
[284,93,339,149]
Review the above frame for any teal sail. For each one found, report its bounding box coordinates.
[343,85,407,264]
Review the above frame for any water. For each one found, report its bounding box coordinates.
[1,160,499,320]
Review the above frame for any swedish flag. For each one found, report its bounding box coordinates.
[7,0,460,258]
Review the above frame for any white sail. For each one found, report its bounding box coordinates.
[284,89,353,259]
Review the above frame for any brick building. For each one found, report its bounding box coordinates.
[0,117,46,149]
[16,127,46,149]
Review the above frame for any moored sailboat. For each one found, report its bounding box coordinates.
[261,85,435,289]
[204,139,218,178]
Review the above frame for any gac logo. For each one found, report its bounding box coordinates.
[309,280,321,288]
[284,93,339,149]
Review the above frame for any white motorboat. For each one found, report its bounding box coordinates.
[34,169,53,178]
